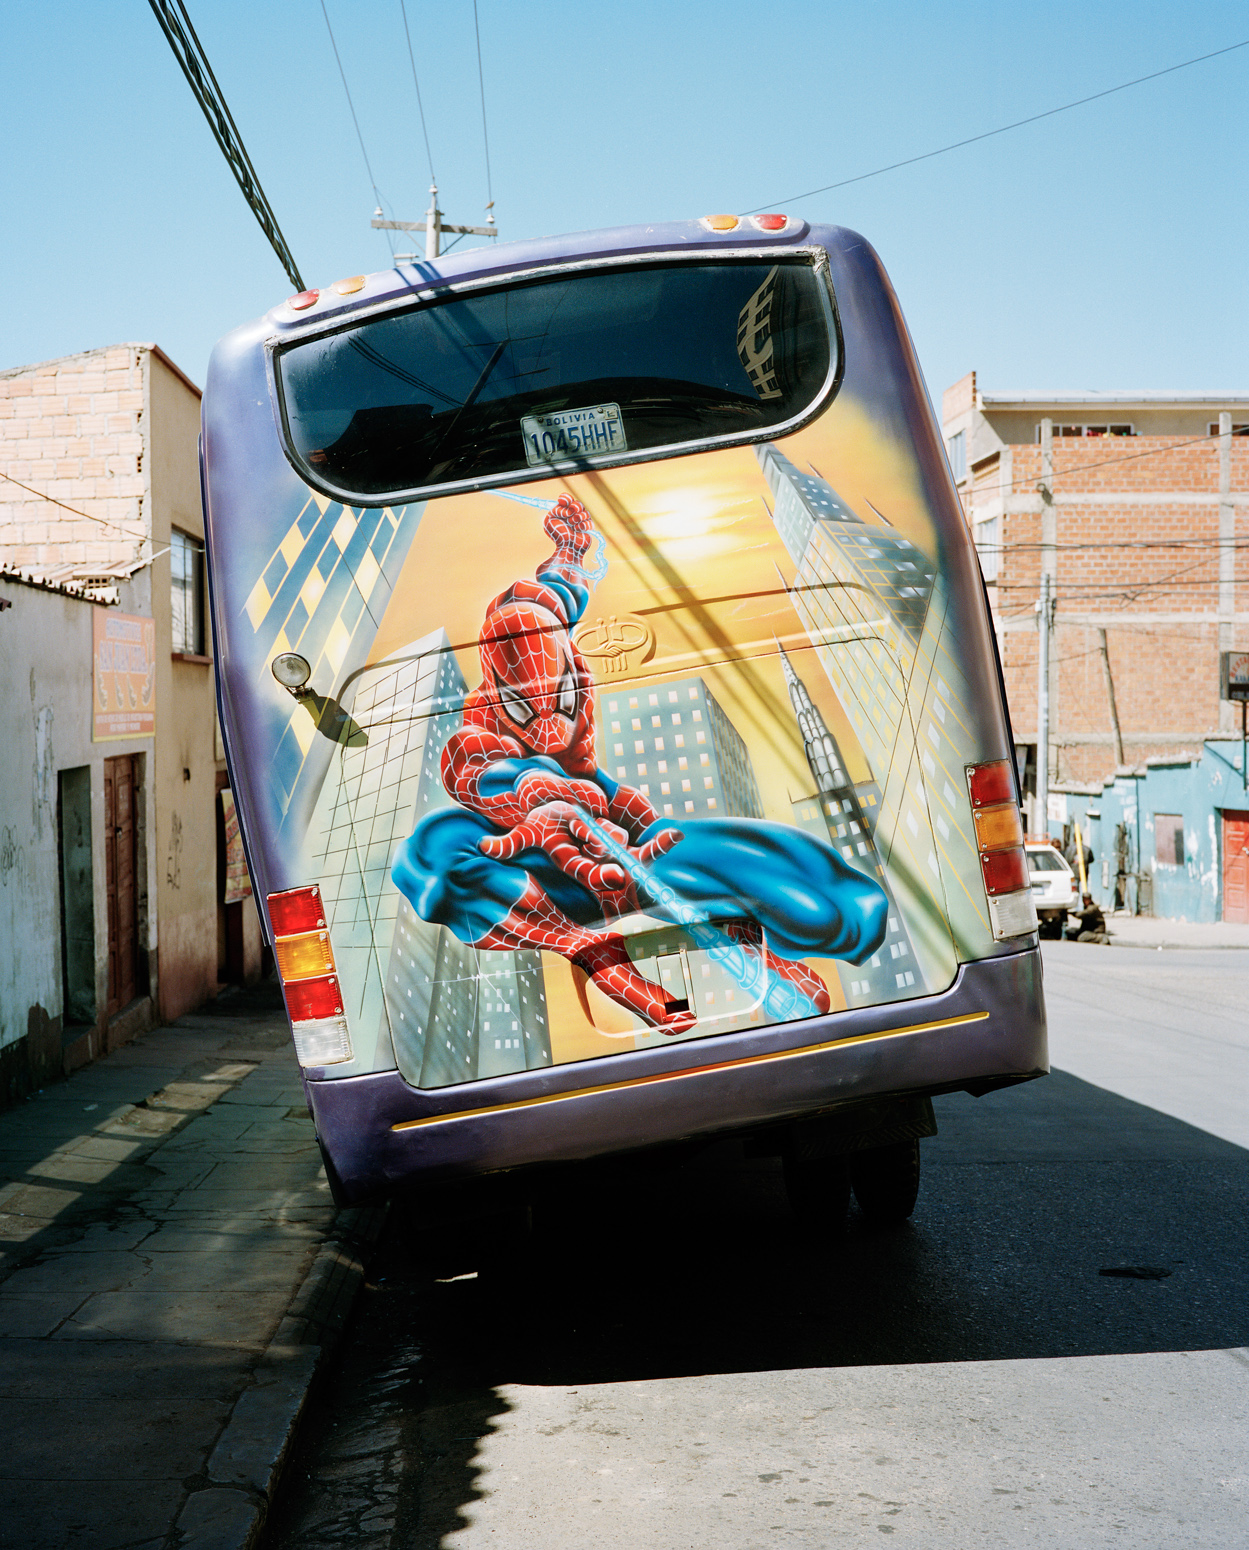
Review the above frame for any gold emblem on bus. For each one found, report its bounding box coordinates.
[573,614,655,677]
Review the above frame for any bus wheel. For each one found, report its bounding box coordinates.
[782,1150,851,1233]
[850,1139,921,1225]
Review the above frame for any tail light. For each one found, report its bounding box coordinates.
[966,760,1037,941]
[268,886,353,1066]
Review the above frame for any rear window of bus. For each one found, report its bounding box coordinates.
[275,258,836,500]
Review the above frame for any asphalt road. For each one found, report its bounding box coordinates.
[263,945,1249,1548]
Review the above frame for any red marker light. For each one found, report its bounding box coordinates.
[268,886,325,937]
[753,214,787,231]
[980,848,1031,897]
[288,290,319,310]
[966,759,1015,808]
[284,974,344,1023]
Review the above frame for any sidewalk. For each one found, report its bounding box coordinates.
[0,982,384,1550]
[1097,914,1249,949]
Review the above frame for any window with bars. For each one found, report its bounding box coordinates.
[171,529,205,656]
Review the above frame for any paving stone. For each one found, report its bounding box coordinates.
[176,1486,262,1550]
[0,1476,186,1550]
[56,1288,290,1344]
[0,1338,244,1400]
[0,1292,85,1336]
[0,1251,151,1295]
[0,1396,229,1478]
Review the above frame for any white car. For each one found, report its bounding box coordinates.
[1026,842,1078,937]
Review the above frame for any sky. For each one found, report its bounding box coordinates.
[1,1,1246,401]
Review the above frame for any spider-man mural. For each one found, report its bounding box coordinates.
[392,495,887,1034]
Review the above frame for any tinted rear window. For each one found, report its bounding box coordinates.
[277,259,834,499]
[1027,850,1069,873]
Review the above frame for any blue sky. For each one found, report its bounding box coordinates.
[1,1,1246,399]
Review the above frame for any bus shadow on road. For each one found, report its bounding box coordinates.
[264,1070,1249,1547]
[400,1067,1248,1387]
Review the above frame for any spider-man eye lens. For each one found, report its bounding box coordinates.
[556,665,577,718]
[497,680,535,726]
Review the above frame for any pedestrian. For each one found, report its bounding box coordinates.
[1066,892,1111,944]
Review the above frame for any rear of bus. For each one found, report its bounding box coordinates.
[202,214,1046,1208]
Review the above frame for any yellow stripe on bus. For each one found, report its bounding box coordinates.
[390,1010,990,1132]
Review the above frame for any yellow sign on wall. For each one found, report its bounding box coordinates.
[92,609,156,742]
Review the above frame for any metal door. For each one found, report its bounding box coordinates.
[104,755,139,1013]
[1223,810,1249,924]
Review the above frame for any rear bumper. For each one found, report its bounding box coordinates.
[308,945,1047,1203]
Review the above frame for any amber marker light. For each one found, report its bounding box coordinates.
[702,214,739,231]
[332,275,365,295]
[274,929,334,981]
[973,801,1025,854]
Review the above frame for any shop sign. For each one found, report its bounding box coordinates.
[92,609,156,741]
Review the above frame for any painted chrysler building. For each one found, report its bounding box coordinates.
[778,643,924,1006]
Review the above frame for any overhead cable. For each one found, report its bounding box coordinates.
[472,0,494,209]
[748,39,1249,213]
[399,0,436,184]
[145,0,305,290]
[0,469,149,543]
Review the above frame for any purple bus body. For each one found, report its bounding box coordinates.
[202,216,1047,1204]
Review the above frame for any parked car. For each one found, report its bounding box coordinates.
[1026,841,1078,937]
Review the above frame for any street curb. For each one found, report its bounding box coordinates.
[174,1199,389,1549]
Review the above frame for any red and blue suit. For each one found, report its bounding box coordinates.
[392,495,888,1034]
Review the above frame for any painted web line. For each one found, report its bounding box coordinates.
[576,813,815,1022]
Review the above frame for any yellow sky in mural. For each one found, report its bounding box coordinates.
[371,393,937,817]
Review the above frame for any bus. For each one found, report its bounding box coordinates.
[201,212,1047,1224]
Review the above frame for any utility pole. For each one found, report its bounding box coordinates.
[372,182,497,261]
[1098,627,1125,768]
[1037,569,1052,836]
[1036,417,1058,834]
[1218,410,1235,733]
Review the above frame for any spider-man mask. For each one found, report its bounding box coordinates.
[479,600,580,754]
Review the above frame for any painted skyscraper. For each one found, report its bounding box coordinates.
[759,444,991,985]
[600,675,764,822]
[778,644,922,1004]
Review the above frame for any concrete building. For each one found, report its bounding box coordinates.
[942,374,1249,921]
[0,345,261,1104]
[942,374,1249,797]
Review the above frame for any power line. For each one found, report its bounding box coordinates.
[748,38,1249,213]
[961,427,1244,501]
[399,0,436,184]
[145,0,304,290]
[0,469,148,543]
[471,0,494,210]
[320,0,383,205]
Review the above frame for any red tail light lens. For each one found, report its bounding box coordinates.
[967,759,1015,808]
[284,974,344,1023]
[753,214,787,231]
[980,847,1030,896]
[268,886,325,936]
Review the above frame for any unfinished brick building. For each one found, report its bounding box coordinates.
[942,373,1249,825]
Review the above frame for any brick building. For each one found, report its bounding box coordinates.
[942,374,1249,817]
[0,345,262,1103]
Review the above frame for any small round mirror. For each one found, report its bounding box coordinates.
[271,652,312,690]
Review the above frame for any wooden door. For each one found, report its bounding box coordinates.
[104,755,139,1013]
[1223,810,1249,924]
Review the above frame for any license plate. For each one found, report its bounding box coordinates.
[521,403,627,466]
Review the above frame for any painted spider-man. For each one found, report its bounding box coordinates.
[392,494,887,1034]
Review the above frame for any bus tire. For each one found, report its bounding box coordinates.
[782,1149,851,1233]
[850,1139,921,1224]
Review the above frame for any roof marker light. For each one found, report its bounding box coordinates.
[702,214,739,231]
[752,214,788,231]
[288,289,319,311]
[332,275,365,295]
